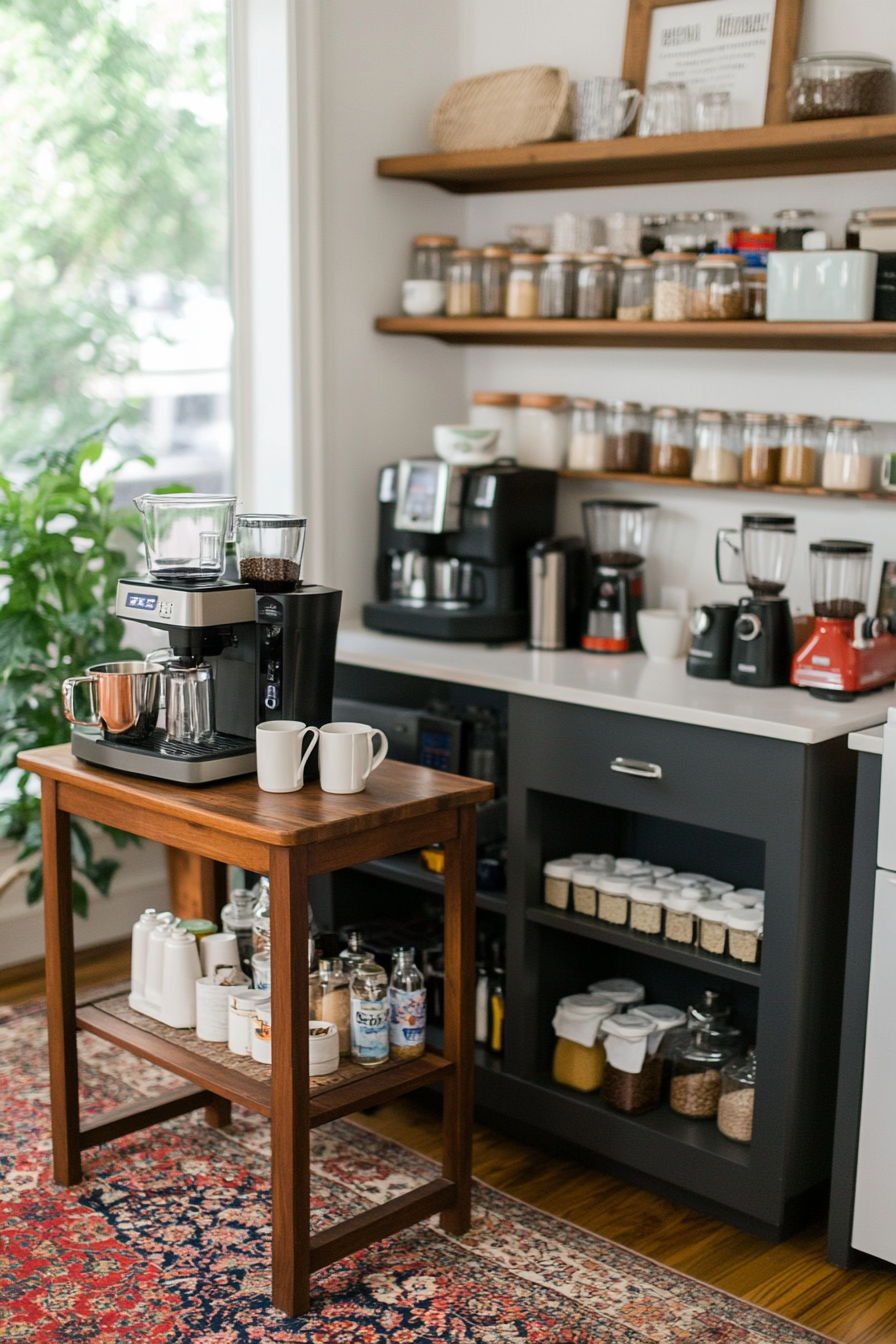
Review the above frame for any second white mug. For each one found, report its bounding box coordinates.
[319,721,389,794]
[256,720,320,793]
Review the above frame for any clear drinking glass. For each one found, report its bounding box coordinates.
[134,493,236,584]
[235,513,307,592]
[694,90,731,131]
[637,82,692,137]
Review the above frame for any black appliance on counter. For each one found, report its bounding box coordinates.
[686,603,738,680]
[580,499,657,654]
[716,514,796,689]
[363,458,557,642]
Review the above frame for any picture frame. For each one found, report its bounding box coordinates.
[621,0,804,126]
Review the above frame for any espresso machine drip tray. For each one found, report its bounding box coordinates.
[71,727,256,785]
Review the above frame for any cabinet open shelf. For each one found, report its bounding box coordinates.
[557,468,894,504]
[353,850,507,914]
[527,904,761,986]
[377,115,896,194]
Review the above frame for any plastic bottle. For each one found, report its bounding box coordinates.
[475,962,490,1045]
[488,965,506,1056]
[388,947,426,1060]
[350,960,389,1067]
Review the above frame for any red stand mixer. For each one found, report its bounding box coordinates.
[792,540,896,700]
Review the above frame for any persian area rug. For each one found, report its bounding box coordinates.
[0,999,830,1344]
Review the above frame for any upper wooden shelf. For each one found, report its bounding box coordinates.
[377,115,896,193]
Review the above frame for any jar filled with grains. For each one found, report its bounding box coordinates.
[717,1050,756,1142]
[572,866,602,917]
[741,412,783,487]
[575,253,620,318]
[690,255,745,319]
[628,883,664,935]
[505,253,544,318]
[480,246,512,315]
[650,406,693,477]
[551,993,616,1092]
[821,418,874,493]
[538,253,577,317]
[697,900,730,956]
[411,234,457,281]
[567,398,606,471]
[597,873,631,925]
[605,401,650,472]
[319,957,351,1055]
[727,909,763,964]
[601,1014,664,1114]
[779,414,823,487]
[617,258,655,320]
[652,252,696,322]
[663,889,701,944]
[543,858,577,910]
[692,410,740,484]
[446,249,482,316]
[743,267,767,319]
[670,1030,739,1118]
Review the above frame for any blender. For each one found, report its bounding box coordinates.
[581,500,657,653]
[715,514,795,687]
[792,540,896,699]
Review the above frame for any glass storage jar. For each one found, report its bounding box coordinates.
[601,1014,663,1114]
[567,398,606,471]
[411,234,457,280]
[822,418,875,493]
[664,213,706,252]
[740,413,783,487]
[319,957,351,1055]
[617,258,654,320]
[697,900,730,955]
[470,391,519,459]
[788,53,896,122]
[743,267,767,319]
[779,414,823,486]
[446,249,482,316]
[650,406,692,477]
[727,909,763,964]
[670,1030,739,1118]
[628,883,664,935]
[605,401,650,472]
[687,989,731,1032]
[516,394,569,469]
[575,253,620,318]
[717,1050,757,1142]
[236,513,307,591]
[701,210,739,251]
[846,209,871,250]
[774,209,819,251]
[692,410,739,483]
[551,993,616,1093]
[689,255,745,320]
[597,873,631,925]
[505,253,544,318]
[538,253,577,317]
[572,866,602,917]
[543,858,577,910]
[652,252,696,321]
[663,889,701,944]
[640,215,671,256]
[480,246,512,316]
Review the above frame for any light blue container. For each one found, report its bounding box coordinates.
[766,248,878,322]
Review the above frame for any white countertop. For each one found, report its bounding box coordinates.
[336,624,896,746]
[849,724,885,755]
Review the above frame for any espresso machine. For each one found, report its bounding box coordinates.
[580,499,657,653]
[363,459,557,641]
[64,495,341,784]
[716,513,795,687]
[792,540,896,699]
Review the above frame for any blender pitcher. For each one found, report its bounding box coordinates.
[135,494,236,584]
[581,500,658,654]
[716,514,796,596]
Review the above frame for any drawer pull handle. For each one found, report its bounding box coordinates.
[611,757,663,780]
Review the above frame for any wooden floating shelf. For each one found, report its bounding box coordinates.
[375,315,896,354]
[377,115,896,193]
[557,468,895,504]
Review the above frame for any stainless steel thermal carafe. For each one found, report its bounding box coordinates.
[528,537,588,650]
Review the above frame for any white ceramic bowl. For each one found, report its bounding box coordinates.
[637,608,688,661]
[433,424,502,466]
[401,279,446,316]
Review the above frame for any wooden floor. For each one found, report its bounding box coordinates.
[4,943,896,1343]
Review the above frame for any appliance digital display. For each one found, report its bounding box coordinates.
[405,465,438,524]
[419,730,453,771]
[125,593,159,611]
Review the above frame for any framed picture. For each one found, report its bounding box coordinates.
[622,0,803,126]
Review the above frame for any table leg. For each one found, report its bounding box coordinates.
[439,803,476,1235]
[205,1096,232,1128]
[270,845,310,1316]
[41,780,82,1186]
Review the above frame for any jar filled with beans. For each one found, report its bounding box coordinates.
[652,252,696,322]
[717,1049,756,1142]
[740,412,783,487]
[690,255,745,320]
[605,400,650,472]
[670,1030,739,1119]
[601,1013,663,1114]
[650,406,693,477]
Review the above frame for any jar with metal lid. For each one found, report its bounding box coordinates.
[701,210,739,251]
[538,253,577,318]
[663,889,701,944]
[670,1029,739,1118]
[822,418,875,493]
[846,209,871,250]
[470,391,519,459]
[727,909,763,964]
[779,414,822,486]
[597,873,630,925]
[575,253,619,318]
[516,394,569,469]
[572,866,602,917]
[446,249,482,316]
[505,253,544,318]
[774,209,819,251]
[480,246,512,316]
[743,267,767,319]
[543,858,577,910]
[601,1014,663,1114]
[628,883,664,935]
[717,1050,756,1142]
[566,398,606,471]
[411,234,457,281]
[617,258,654,320]
[741,412,783,486]
[697,900,730,955]
[650,407,692,477]
[605,401,649,472]
[551,993,616,1092]
[692,410,739,484]
[640,215,670,256]
[690,255,745,320]
[787,53,896,123]
[653,252,696,322]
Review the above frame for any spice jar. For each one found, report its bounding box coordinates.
[740,412,783,486]
[628,883,664,935]
[411,234,457,280]
[743,268,767,319]
[617,258,654,320]
[787,53,896,123]
[470,391,519,459]
[551,993,616,1092]
[597,873,630,925]
[349,959,389,1067]
[692,410,739,484]
[727,909,763,964]
[650,407,692,477]
[652,252,696,322]
[605,401,650,472]
[717,1050,756,1142]
[587,977,645,1007]
[446,249,482,316]
[319,957,351,1055]
[575,253,620,318]
[505,253,544,318]
[697,900,730,956]
[538,253,577,317]
[516,394,569,469]
[663,889,701,945]
[690,255,745,320]
[572,866,602,917]
[779,414,823,487]
[480,246,512,316]
[543,857,577,910]
[601,1014,663,1114]
[822,418,875,493]
[567,398,606,471]
[670,1030,739,1118]
[774,209,819,251]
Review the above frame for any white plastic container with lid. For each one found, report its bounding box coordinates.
[623,864,655,881]
[601,1014,664,1113]
[596,873,631,925]
[614,857,645,874]
[572,866,602,917]
[470,391,519,459]
[552,993,617,1093]
[650,865,674,879]
[734,887,764,903]
[678,882,711,902]
[543,858,578,910]
[663,889,702,945]
[630,1004,688,1054]
[704,878,735,896]
[555,993,617,1041]
[697,900,730,956]
[727,909,764,964]
[676,871,712,883]
[516,394,569,469]
[720,890,760,909]
[587,977,645,1005]
[654,877,682,894]
[628,884,664,935]
[571,852,615,868]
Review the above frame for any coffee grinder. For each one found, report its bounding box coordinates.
[716,513,795,687]
[581,499,657,653]
[792,539,896,699]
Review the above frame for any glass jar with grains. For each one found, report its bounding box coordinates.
[505,253,544,318]
[821,418,875,493]
[670,1029,739,1118]
[652,252,696,321]
[567,398,606,471]
[650,406,692,477]
[411,234,457,281]
[318,957,351,1055]
[543,857,577,910]
[617,258,654,321]
[575,253,620,318]
[726,909,763,964]
[692,410,739,484]
[605,401,650,472]
[445,249,482,316]
[717,1049,756,1142]
[779,414,822,486]
[740,412,783,486]
[628,883,664,935]
[690,255,745,320]
[538,253,577,318]
[697,900,730,956]
[597,873,630,925]
[480,246,512,316]
[572,866,601,917]
[551,993,616,1093]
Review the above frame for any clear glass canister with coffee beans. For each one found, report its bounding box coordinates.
[670,1029,739,1118]
[236,514,306,592]
[601,1013,663,1114]
[787,53,896,122]
[604,400,650,472]
[650,406,692,477]
[717,1049,756,1142]
[740,412,783,487]
[690,255,745,320]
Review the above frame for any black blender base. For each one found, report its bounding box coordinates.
[362,601,527,643]
[807,682,895,703]
[71,727,257,785]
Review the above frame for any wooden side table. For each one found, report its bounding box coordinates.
[19,745,492,1316]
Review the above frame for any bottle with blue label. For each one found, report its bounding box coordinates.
[389,947,426,1061]
[350,960,389,1067]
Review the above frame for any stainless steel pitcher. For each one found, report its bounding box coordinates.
[62,661,162,739]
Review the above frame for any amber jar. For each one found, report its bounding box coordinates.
[650,407,692,477]
[779,414,823,486]
[741,413,783,486]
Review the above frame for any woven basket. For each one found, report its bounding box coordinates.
[430,65,572,153]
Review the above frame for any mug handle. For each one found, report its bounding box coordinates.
[62,675,100,727]
[715,528,745,585]
[362,729,389,781]
[617,87,642,135]
[295,726,320,785]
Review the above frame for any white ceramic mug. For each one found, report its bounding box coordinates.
[318,722,389,795]
[401,278,446,316]
[256,720,320,793]
[199,931,241,978]
[196,977,234,1042]
[228,988,271,1056]
[252,1002,272,1065]
[637,608,689,661]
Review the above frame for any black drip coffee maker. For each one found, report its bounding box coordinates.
[716,513,796,687]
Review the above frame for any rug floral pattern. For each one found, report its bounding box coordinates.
[0,1000,830,1343]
